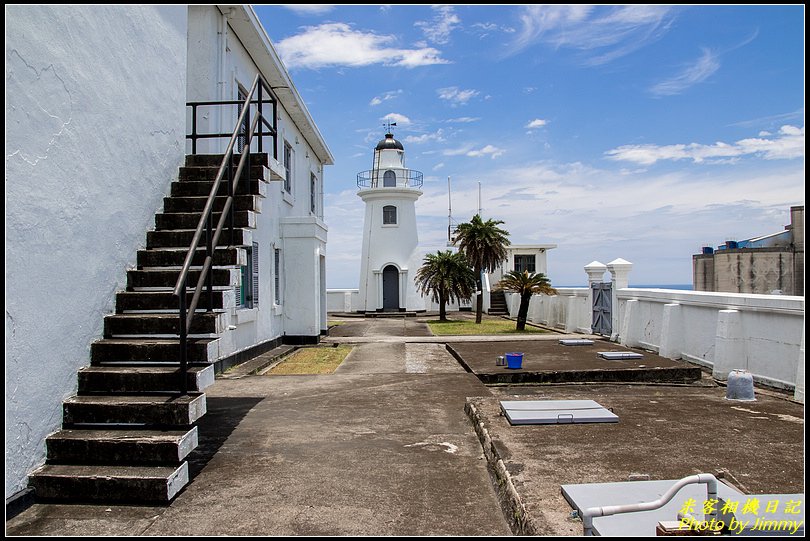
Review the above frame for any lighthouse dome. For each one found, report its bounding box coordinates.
[375,133,404,151]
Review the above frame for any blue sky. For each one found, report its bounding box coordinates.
[254,5,804,288]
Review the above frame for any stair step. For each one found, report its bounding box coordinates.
[46,428,198,465]
[170,179,266,197]
[115,290,234,312]
[78,365,214,393]
[91,338,217,364]
[63,394,207,426]
[146,228,252,249]
[185,152,270,168]
[137,247,245,268]
[104,313,225,337]
[29,463,188,504]
[178,164,268,182]
[163,195,260,213]
[155,210,256,231]
[127,267,239,289]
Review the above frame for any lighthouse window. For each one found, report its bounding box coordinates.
[383,205,397,225]
[383,170,396,187]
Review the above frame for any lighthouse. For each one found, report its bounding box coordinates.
[357,130,424,312]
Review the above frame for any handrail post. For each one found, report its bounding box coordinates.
[257,83,263,153]
[178,284,188,395]
[206,212,213,312]
[272,95,278,161]
[191,104,198,155]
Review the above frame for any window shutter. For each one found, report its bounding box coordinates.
[252,242,260,307]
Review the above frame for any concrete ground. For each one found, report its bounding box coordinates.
[6,325,510,536]
[7,315,804,536]
[468,384,805,536]
[449,340,702,384]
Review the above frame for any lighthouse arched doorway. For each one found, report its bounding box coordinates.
[382,265,400,311]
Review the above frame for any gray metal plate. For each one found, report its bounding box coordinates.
[562,479,746,536]
[500,400,618,425]
[560,339,595,346]
[598,351,644,360]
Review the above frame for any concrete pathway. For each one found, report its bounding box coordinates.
[7,321,511,536]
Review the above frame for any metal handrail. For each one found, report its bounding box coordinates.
[174,73,275,394]
[357,169,423,189]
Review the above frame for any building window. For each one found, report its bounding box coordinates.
[237,85,249,153]
[514,254,536,273]
[310,172,317,214]
[237,243,259,309]
[274,248,282,304]
[383,205,397,225]
[283,141,293,193]
[383,170,396,187]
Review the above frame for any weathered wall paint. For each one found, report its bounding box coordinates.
[5,5,188,497]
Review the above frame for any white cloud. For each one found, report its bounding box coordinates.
[369,89,402,107]
[526,119,548,129]
[446,116,481,123]
[382,112,411,126]
[605,125,805,165]
[444,144,505,159]
[511,5,674,65]
[649,48,720,96]
[471,22,516,38]
[415,5,460,45]
[276,23,449,69]
[437,86,480,106]
[404,130,445,144]
[433,162,445,171]
[282,5,334,15]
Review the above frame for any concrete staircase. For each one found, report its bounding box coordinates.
[488,291,509,316]
[28,153,270,504]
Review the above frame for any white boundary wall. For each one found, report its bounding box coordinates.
[507,287,804,401]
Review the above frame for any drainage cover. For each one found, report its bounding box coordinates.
[598,351,644,360]
[559,339,595,346]
[500,400,618,425]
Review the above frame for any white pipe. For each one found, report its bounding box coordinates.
[581,473,718,536]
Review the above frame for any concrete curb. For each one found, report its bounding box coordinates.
[464,399,538,536]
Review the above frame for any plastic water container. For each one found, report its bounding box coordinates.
[726,369,756,401]
[505,352,523,370]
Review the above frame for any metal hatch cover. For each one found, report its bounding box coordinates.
[500,400,619,425]
[598,351,644,360]
[559,339,595,346]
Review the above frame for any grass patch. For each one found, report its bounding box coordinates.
[266,345,353,375]
[427,318,549,336]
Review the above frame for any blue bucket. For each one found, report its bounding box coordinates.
[505,352,523,369]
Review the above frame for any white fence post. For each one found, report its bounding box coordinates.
[607,258,633,342]
[713,309,744,380]
[659,303,683,359]
[795,326,805,402]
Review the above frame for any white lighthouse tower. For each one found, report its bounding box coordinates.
[357,130,424,313]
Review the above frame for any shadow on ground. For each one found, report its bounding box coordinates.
[187,397,264,480]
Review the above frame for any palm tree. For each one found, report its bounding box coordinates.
[415,250,476,322]
[495,270,557,331]
[454,214,510,323]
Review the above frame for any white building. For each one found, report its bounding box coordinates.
[6,5,332,506]
[356,133,425,312]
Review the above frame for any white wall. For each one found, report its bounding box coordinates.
[186,5,329,354]
[5,5,188,498]
[513,287,805,401]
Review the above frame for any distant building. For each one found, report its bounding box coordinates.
[693,206,804,296]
